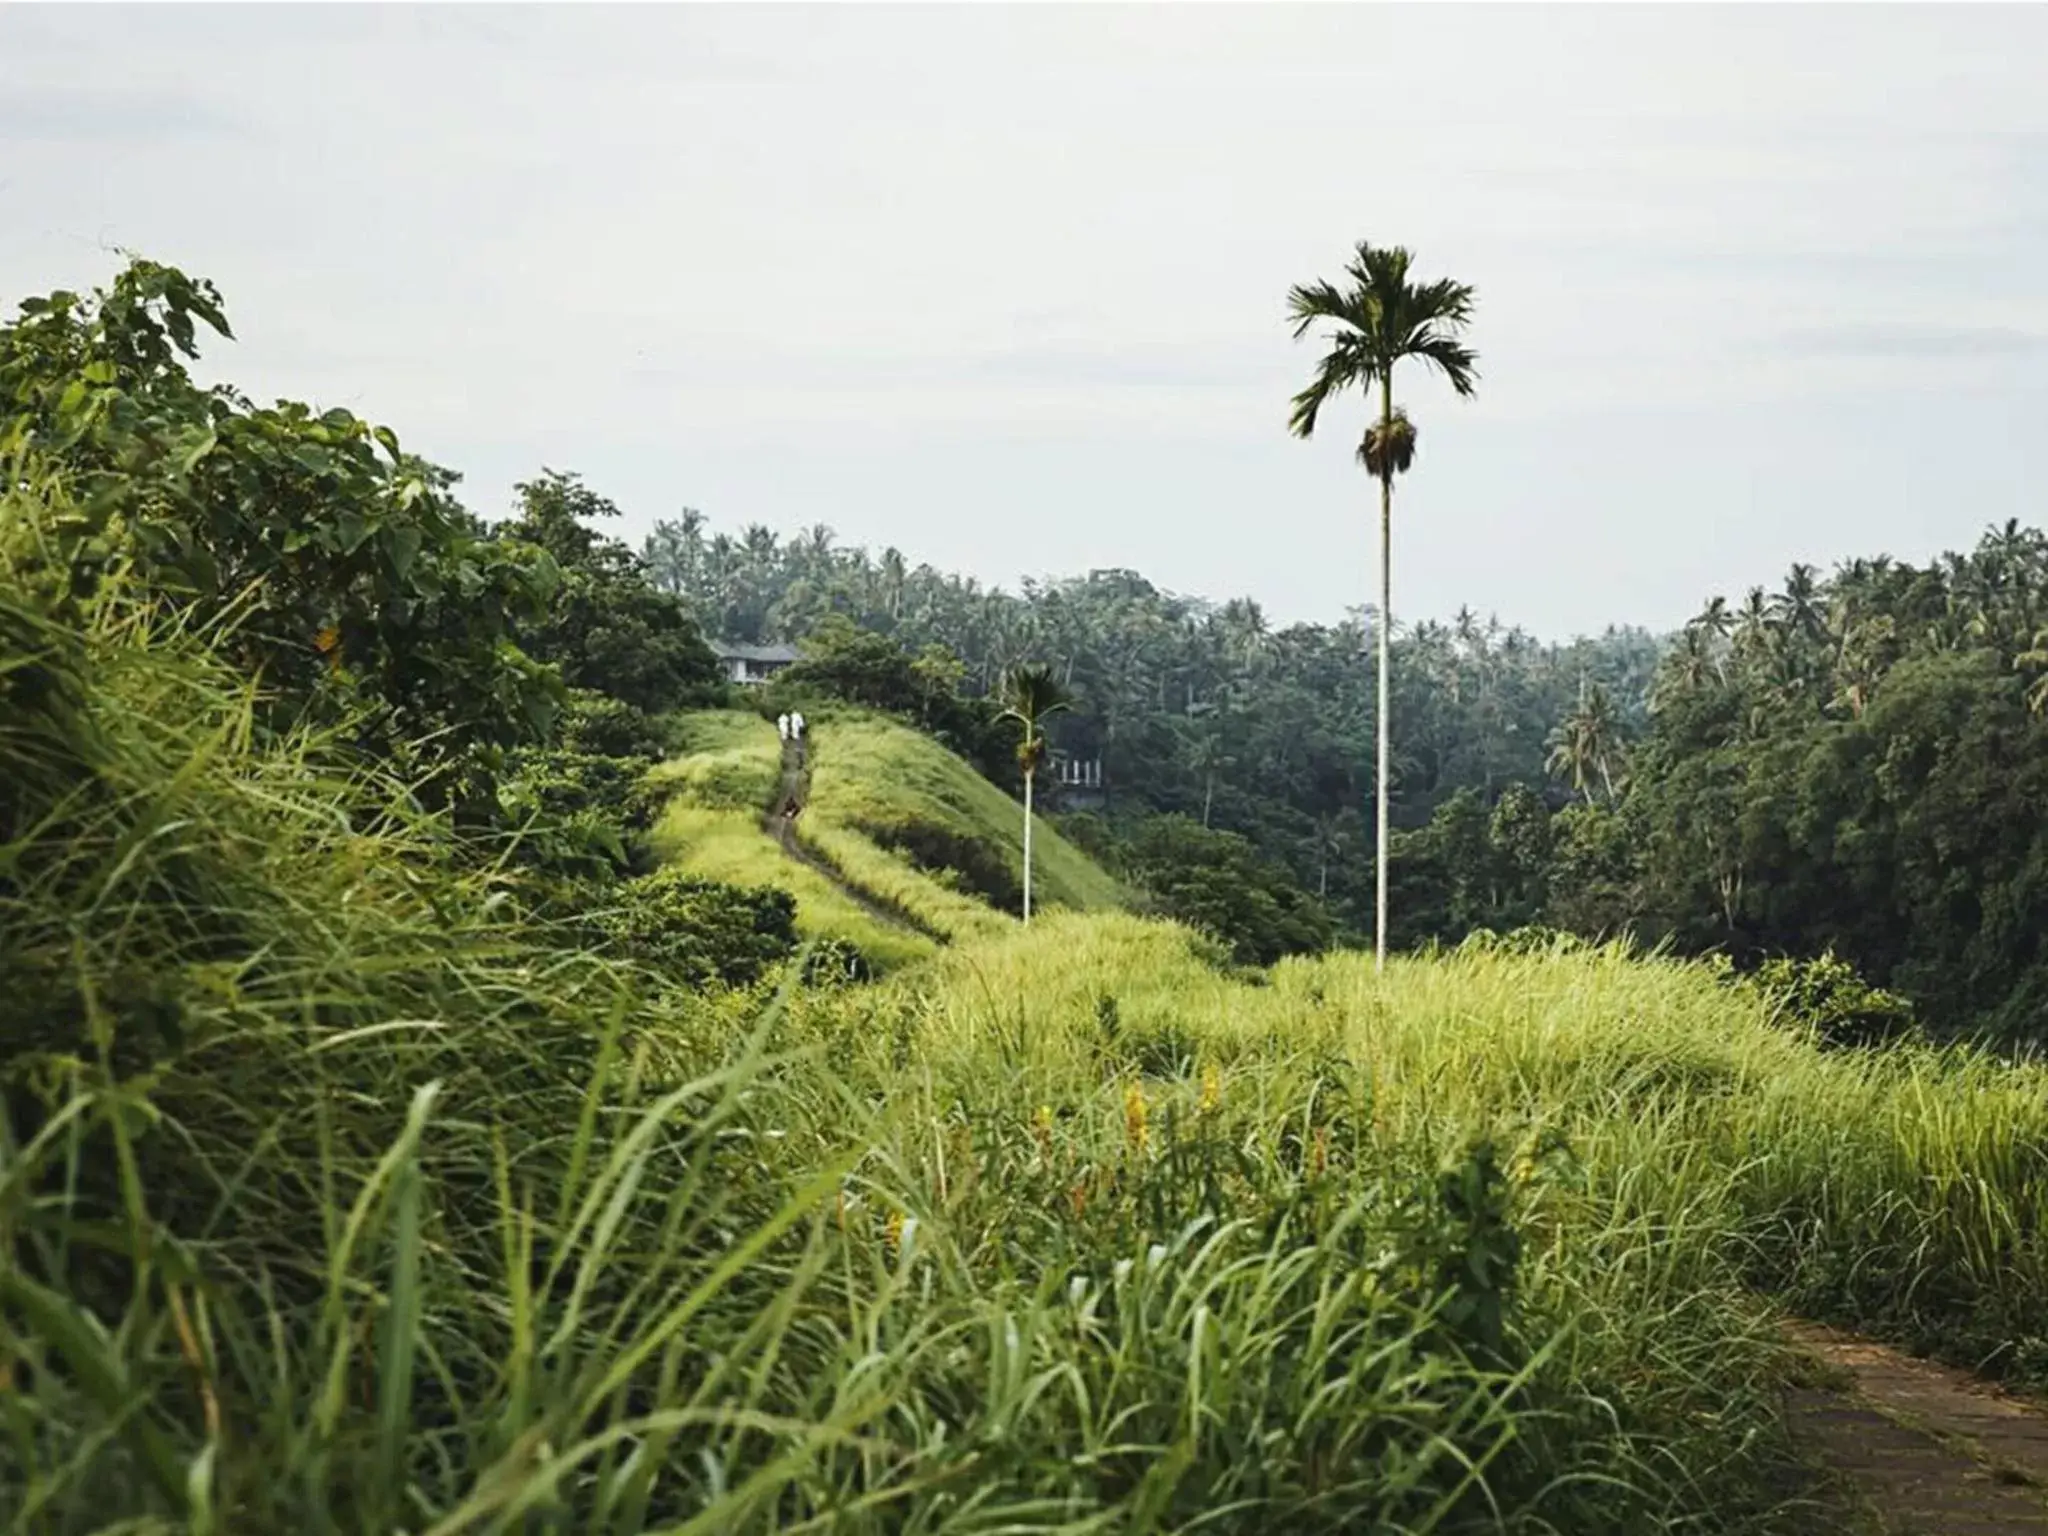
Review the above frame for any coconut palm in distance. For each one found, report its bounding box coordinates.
[1287,241,1479,970]
[1546,679,1625,804]
[998,662,1072,924]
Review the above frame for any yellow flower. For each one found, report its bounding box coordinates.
[1123,1083,1148,1155]
[313,625,340,654]
[1198,1062,1222,1116]
[884,1210,905,1256]
[1032,1104,1055,1160]
[1310,1124,1330,1179]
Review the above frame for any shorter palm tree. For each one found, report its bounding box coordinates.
[1546,681,1625,804]
[999,663,1072,923]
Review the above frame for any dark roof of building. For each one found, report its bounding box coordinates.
[711,640,803,664]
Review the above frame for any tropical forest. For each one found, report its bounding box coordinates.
[9,236,2048,1536]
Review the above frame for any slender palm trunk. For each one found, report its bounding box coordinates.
[1375,374,1393,973]
[1022,765,1035,924]
[1202,772,1214,828]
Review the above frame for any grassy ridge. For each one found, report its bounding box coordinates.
[805,713,1129,915]
[648,802,940,971]
[646,708,783,811]
[645,706,1123,968]
[644,709,953,969]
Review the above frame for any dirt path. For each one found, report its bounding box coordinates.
[763,734,945,943]
[1781,1319,2048,1533]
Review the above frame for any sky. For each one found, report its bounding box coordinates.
[4,4,2047,642]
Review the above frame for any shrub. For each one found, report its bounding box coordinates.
[597,866,799,987]
[2,262,563,815]
[1751,949,1918,1047]
[1105,814,1335,967]
[496,748,667,880]
[561,689,671,760]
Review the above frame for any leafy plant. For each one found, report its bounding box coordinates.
[498,469,724,715]
[1,259,563,814]
[1750,949,1918,1048]
[595,866,799,986]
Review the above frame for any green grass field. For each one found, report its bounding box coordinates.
[14,562,2048,1532]
[645,707,783,811]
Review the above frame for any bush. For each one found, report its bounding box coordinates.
[1100,814,1336,967]
[496,748,667,880]
[2,262,564,815]
[1750,949,1918,1047]
[597,866,799,987]
[561,689,671,760]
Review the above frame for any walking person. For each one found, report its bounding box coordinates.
[790,710,805,742]
[777,712,790,742]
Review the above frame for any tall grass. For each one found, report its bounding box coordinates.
[647,803,938,973]
[915,918,2048,1390]
[0,544,1825,1532]
[792,820,1010,946]
[13,476,2048,1530]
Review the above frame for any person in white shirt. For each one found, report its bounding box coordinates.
[777,713,790,741]
[790,711,806,740]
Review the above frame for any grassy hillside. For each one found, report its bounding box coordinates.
[805,712,1130,915]
[645,706,1125,968]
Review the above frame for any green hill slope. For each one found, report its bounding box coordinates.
[645,706,1127,970]
[805,712,1128,915]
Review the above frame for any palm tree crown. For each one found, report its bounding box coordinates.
[1000,663,1071,760]
[1286,244,1478,440]
[1546,682,1625,804]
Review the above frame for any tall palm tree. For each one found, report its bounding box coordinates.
[999,663,1072,924]
[1288,241,1479,970]
[1179,715,1235,827]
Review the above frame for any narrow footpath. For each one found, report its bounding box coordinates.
[765,730,943,941]
[1782,1319,2048,1533]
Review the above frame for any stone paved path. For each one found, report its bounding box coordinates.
[1782,1320,2048,1534]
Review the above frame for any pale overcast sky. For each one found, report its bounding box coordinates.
[5,5,2046,640]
